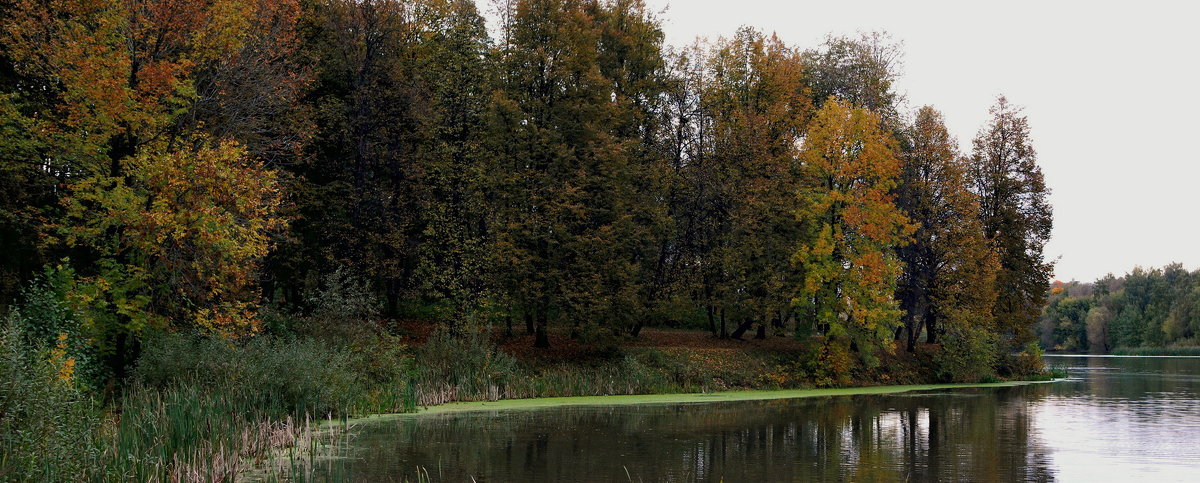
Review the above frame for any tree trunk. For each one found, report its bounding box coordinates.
[730,317,755,340]
[907,319,919,352]
[534,306,550,349]
[902,287,926,352]
[719,307,728,339]
[755,323,766,340]
[706,305,717,337]
[924,311,938,344]
[524,310,535,335]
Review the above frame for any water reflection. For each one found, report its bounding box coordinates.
[315,357,1200,482]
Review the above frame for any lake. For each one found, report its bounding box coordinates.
[308,356,1200,481]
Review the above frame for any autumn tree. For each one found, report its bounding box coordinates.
[794,99,913,371]
[588,0,674,337]
[895,106,998,352]
[1,0,303,375]
[59,137,285,336]
[672,28,811,339]
[968,96,1053,352]
[493,0,669,347]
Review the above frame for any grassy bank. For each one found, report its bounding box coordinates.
[2,311,1054,481]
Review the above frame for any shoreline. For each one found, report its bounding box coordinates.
[349,379,1052,422]
[244,378,1062,479]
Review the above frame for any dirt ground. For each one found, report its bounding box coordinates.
[393,320,809,363]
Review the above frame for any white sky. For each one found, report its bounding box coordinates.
[641,0,1200,283]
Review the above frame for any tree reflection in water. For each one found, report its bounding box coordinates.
[320,383,1057,482]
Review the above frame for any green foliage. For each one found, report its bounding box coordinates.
[932,325,998,383]
[1039,264,1200,354]
[304,266,382,326]
[1039,293,1093,352]
[134,333,364,418]
[1001,341,1046,377]
[0,320,103,482]
[1112,346,1200,356]
[413,330,518,405]
[8,265,106,388]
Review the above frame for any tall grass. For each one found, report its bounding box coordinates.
[0,324,373,481]
[100,385,319,481]
[134,334,367,419]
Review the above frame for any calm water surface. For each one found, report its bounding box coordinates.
[317,356,1200,481]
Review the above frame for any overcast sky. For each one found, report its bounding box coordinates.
[635,0,1199,282]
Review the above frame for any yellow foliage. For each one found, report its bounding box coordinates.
[794,99,911,365]
[47,333,76,384]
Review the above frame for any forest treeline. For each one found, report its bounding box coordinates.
[1,0,1054,382]
[1040,264,1200,354]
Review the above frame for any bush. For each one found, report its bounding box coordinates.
[933,325,999,383]
[0,319,103,481]
[804,338,853,388]
[9,267,105,388]
[1002,341,1047,377]
[306,267,380,324]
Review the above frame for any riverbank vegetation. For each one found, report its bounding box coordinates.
[2,0,1054,480]
[1039,264,1200,354]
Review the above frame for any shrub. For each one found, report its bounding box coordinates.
[805,338,853,388]
[933,325,999,383]
[9,267,105,388]
[303,267,380,327]
[1002,341,1047,377]
[0,319,103,481]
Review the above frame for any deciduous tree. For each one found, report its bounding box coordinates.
[895,106,998,352]
[968,96,1053,351]
[794,99,913,368]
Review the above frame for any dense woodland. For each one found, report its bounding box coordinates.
[0,0,1062,478]
[1040,265,1200,354]
[0,0,1055,378]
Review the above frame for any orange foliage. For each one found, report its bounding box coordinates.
[794,99,913,367]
